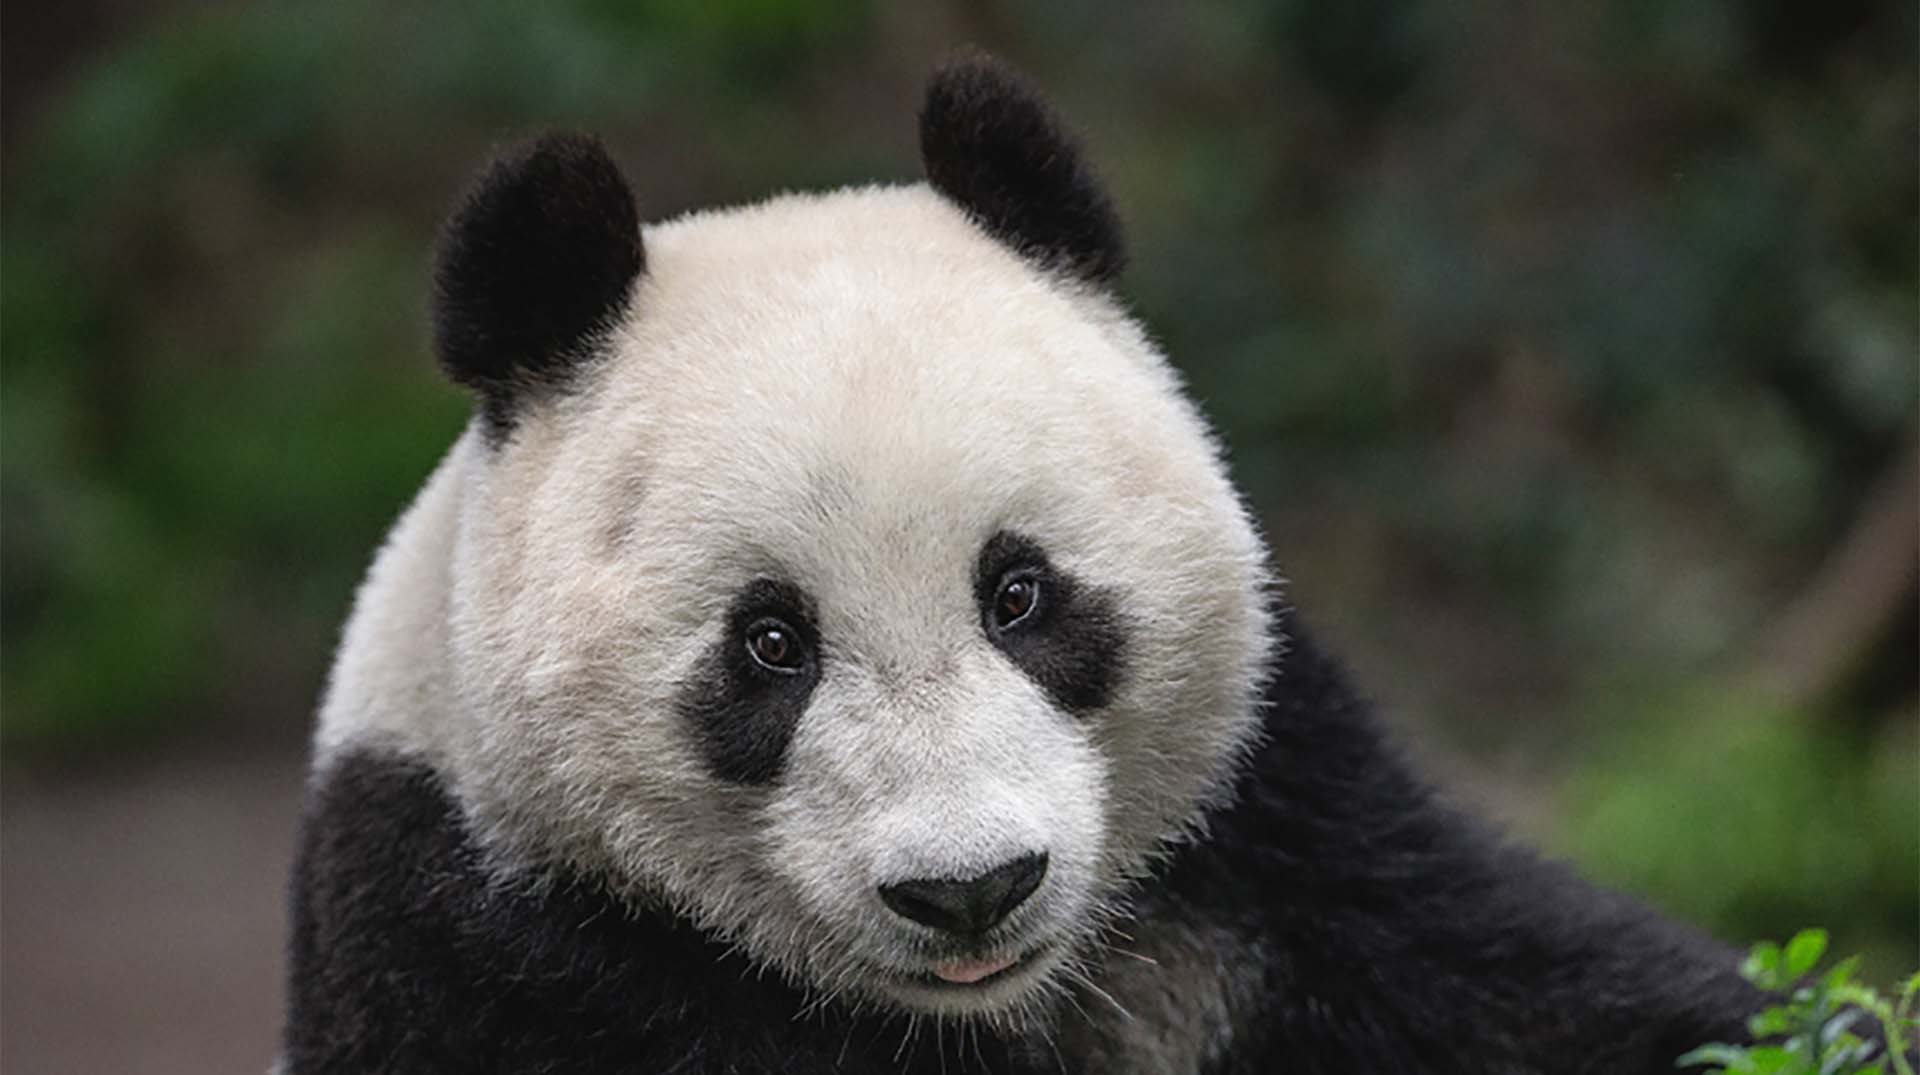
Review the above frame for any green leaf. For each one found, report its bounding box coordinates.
[1746,942,1785,986]
[1898,972,1920,1022]
[1679,1042,1750,1070]
[1832,982,1885,1012]
[1785,929,1830,979]
[1750,1006,1793,1037]
[1823,956,1864,993]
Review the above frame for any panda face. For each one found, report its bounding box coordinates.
[435,183,1272,1020]
[318,57,1278,1022]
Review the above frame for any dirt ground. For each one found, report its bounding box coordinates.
[1,747,307,1074]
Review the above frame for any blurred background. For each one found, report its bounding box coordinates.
[2,1,1914,1070]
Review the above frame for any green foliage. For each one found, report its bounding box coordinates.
[1679,929,1920,1075]
[1559,697,1918,982]
[1,1,879,748]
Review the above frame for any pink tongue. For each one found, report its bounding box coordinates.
[932,955,1018,984]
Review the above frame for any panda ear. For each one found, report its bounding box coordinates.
[919,51,1126,285]
[432,133,644,438]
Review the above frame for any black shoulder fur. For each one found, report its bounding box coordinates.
[282,748,1050,1074]
[282,612,1761,1074]
[431,132,643,441]
[920,51,1127,285]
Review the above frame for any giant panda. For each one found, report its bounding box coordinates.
[282,53,1764,1074]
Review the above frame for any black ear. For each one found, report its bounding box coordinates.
[432,133,644,439]
[919,52,1125,285]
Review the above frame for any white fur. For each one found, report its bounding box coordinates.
[317,182,1273,1018]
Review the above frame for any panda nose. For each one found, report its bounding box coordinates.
[878,852,1049,935]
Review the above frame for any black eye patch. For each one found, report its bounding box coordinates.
[677,579,821,785]
[973,531,1129,713]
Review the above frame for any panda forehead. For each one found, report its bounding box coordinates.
[611,377,1094,550]
[638,182,1043,293]
[628,450,1071,606]
[607,184,1131,397]
[514,183,1243,615]
[569,188,1195,507]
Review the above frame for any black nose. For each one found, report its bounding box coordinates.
[878,852,1049,935]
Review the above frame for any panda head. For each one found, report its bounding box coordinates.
[429,53,1272,1022]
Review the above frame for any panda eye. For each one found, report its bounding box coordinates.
[993,575,1041,630]
[745,619,804,673]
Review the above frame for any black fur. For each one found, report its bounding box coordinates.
[676,578,822,785]
[283,611,1763,1073]
[432,133,644,440]
[1136,616,1764,1073]
[282,748,1053,1075]
[920,52,1127,285]
[974,530,1129,713]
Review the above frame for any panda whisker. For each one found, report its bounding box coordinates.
[893,1012,919,1064]
[1059,986,1096,1030]
[1063,966,1134,1022]
[1044,1024,1070,1075]
[836,1023,856,1067]
[1093,929,1160,968]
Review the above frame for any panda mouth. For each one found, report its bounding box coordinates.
[910,942,1051,989]
[928,954,1021,985]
